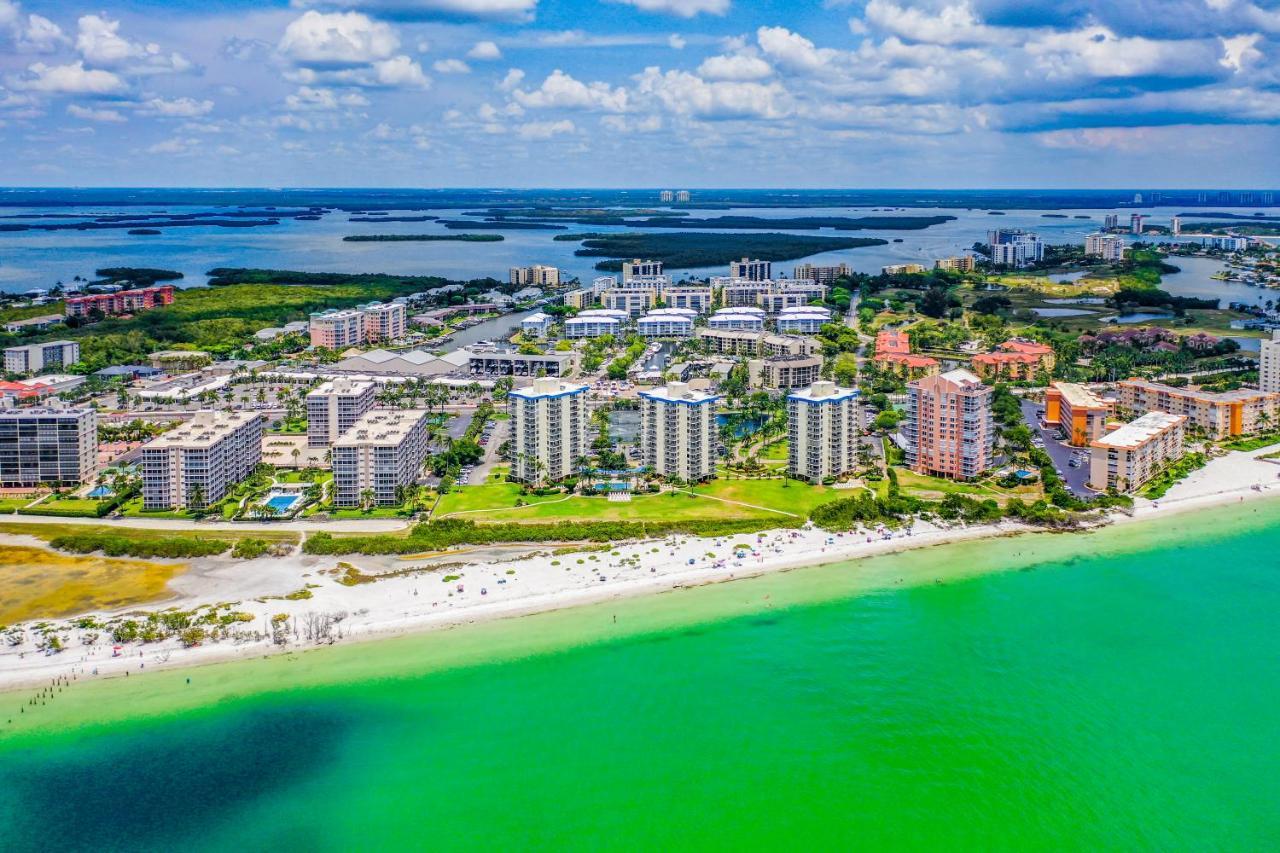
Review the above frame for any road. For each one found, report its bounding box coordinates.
[1019,398,1096,497]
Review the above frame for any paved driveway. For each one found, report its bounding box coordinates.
[1019,398,1096,497]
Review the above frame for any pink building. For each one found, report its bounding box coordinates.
[309,309,364,350]
[64,285,175,318]
[362,302,407,343]
[906,368,995,480]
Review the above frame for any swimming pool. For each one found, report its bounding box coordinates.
[86,486,113,498]
[264,494,301,514]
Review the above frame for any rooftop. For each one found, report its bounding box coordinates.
[509,377,588,400]
[144,411,261,450]
[1093,411,1186,449]
[640,382,717,404]
[1052,382,1111,410]
[308,378,377,398]
[789,381,859,403]
[334,409,429,447]
[1120,377,1280,404]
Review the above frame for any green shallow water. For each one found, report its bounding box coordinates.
[3,503,1280,850]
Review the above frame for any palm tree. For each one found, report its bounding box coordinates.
[360,488,376,511]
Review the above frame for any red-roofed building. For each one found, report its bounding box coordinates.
[971,350,1041,380]
[996,339,1056,371]
[873,328,939,377]
[65,285,175,319]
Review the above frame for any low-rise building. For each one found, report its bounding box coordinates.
[697,329,817,357]
[469,350,576,377]
[508,377,589,485]
[873,329,939,378]
[708,310,765,332]
[64,284,175,318]
[748,354,822,390]
[995,339,1056,372]
[565,311,626,339]
[639,382,718,482]
[1089,411,1187,493]
[3,314,63,334]
[141,411,264,510]
[307,378,377,448]
[905,368,994,481]
[788,381,859,484]
[602,288,656,317]
[971,350,1040,381]
[637,309,696,338]
[0,408,98,487]
[1115,378,1280,439]
[1045,382,1113,446]
[776,306,831,335]
[882,264,925,275]
[521,312,553,338]
[332,409,430,507]
[4,340,79,376]
[934,256,976,272]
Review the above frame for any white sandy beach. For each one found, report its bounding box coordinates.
[1,444,1277,693]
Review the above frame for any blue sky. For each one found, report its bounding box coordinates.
[1,0,1279,187]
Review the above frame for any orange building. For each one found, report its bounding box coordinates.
[877,352,941,379]
[1115,379,1280,439]
[996,339,1055,372]
[971,350,1040,380]
[906,368,995,480]
[1045,382,1114,446]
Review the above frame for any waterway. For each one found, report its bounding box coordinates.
[1,501,1278,848]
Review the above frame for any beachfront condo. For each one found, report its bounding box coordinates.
[332,409,430,508]
[0,407,98,487]
[639,382,719,483]
[787,381,860,484]
[141,411,264,510]
[3,340,80,376]
[1089,412,1187,493]
[1045,382,1114,447]
[1115,378,1280,439]
[508,377,589,485]
[509,265,561,287]
[306,378,377,448]
[906,368,995,480]
[1261,329,1280,394]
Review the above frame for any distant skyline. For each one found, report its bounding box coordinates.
[2,0,1279,188]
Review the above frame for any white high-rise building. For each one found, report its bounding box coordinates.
[141,411,264,510]
[332,409,430,507]
[639,382,718,483]
[676,190,691,203]
[787,381,860,483]
[1171,216,1182,236]
[1085,233,1126,262]
[508,377,589,485]
[1261,329,1280,394]
[988,230,1044,267]
[659,190,674,203]
[306,378,377,448]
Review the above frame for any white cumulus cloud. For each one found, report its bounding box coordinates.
[467,40,502,60]
[513,69,629,112]
[610,0,729,18]
[517,118,575,139]
[279,11,399,66]
[67,103,125,122]
[17,61,127,94]
[433,58,471,74]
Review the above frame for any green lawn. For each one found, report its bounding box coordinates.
[758,440,789,461]
[690,478,836,515]
[434,482,564,515]
[21,498,112,516]
[276,469,332,485]
[0,497,37,512]
[0,520,300,544]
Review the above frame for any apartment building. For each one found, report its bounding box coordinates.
[639,382,718,482]
[748,354,822,390]
[717,279,774,307]
[615,274,670,292]
[1045,382,1113,446]
[563,287,596,310]
[507,377,588,485]
[697,329,817,357]
[788,381,860,484]
[729,258,772,281]
[509,265,561,287]
[776,306,831,335]
[873,328,939,379]
[332,409,430,507]
[637,309,696,338]
[659,190,674,203]
[660,286,713,314]
[565,310,627,339]
[1085,233,1127,262]
[882,264,925,275]
[309,309,365,350]
[622,259,664,280]
[793,263,851,285]
[0,408,98,487]
[306,378,377,448]
[4,340,80,376]
[934,256,976,272]
[988,229,1045,267]
[141,411,264,510]
[1261,329,1280,393]
[996,339,1056,372]
[63,284,175,318]
[362,302,407,343]
[1089,411,1186,493]
[602,289,656,317]
[708,309,765,332]
[1115,378,1280,439]
[521,312,553,338]
[906,368,995,480]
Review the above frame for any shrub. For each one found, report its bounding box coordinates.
[49,533,230,559]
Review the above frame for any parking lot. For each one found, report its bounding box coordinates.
[1019,398,1096,497]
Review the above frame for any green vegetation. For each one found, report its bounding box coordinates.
[1140,453,1208,499]
[47,533,231,559]
[617,215,955,231]
[1222,432,1280,453]
[342,234,504,242]
[94,267,184,285]
[571,233,888,271]
[305,517,804,555]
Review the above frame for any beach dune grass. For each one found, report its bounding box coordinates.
[0,546,180,624]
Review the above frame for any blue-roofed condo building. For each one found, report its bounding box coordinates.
[639,382,719,483]
[508,377,589,485]
[787,381,861,484]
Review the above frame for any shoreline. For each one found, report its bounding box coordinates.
[1,443,1278,701]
